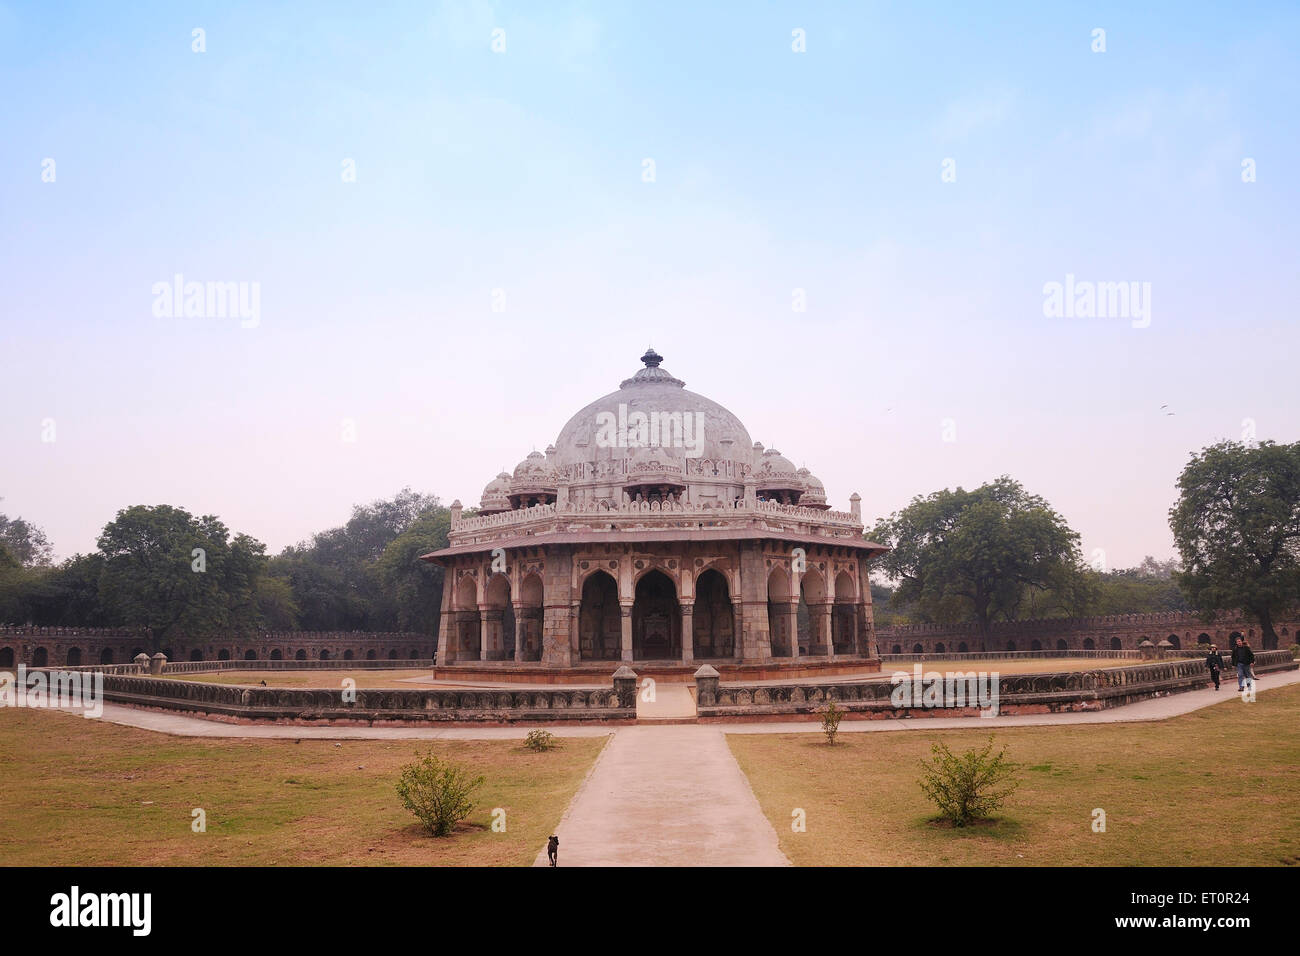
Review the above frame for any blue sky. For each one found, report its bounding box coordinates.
[2,0,1297,570]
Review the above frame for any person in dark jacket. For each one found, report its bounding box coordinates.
[1205,645,1224,690]
[1239,640,1256,691]
[1231,637,1246,691]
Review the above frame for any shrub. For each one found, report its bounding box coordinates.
[918,736,1020,827]
[1290,643,1299,660]
[395,751,484,837]
[524,729,557,752]
[821,700,844,744]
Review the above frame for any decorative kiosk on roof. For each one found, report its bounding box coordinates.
[422,349,887,674]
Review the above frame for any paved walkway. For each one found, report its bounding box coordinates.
[531,724,788,866]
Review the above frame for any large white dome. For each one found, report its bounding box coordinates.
[551,349,754,470]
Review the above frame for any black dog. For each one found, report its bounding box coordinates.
[547,835,559,867]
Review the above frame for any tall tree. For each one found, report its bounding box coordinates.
[1170,440,1300,649]
[376,508,452,634]
[0,501,53,567]
[97,505,265,648]
[869,476,1085,639]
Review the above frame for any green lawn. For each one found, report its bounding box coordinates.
[728,683,1300,866]
[0,708,606,866]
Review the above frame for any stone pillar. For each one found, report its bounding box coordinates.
[133,652,150,674]
[620,604,634,662]
[1138,639,1156,660]
[479,607,491,662]
[541,549,574,667]
[680,603,694,663]
[788,600,800,658]
[732,599,745,660]
[612,665,638,709]
[150,652,167,676]
[694,664,720,706]
[512,605,524,663]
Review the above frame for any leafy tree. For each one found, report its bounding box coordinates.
[869,477,1085,640]
[1170,440,1300,649]
[97,505,265,648]
[0,502,53,567]
[376,508,451,634]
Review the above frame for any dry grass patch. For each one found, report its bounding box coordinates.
[0,708,605,866]
[728,683,1300,866]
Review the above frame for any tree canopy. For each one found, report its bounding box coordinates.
[1169,440,1300,648]
[868,476,1085,635]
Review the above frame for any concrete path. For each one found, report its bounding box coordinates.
[636,682,697,720]
[531,724,789,867]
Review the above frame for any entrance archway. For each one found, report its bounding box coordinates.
[484,574,513,661]
[766,567,796,657]
[66,647,82,666]
[578,571,620,661]
[99,648,113,664]
[189,649,203,661]
[633,569,679,660]
[799,570,828,656]
[517,573,544,662]
[31,647,48,666]
[1167,634,1181,649]
[0,647,13,668]
[831,572,857,655]
[692,568,734,658]
[455,575,481,661]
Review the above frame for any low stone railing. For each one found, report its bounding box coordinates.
[62,670,636,724]
[697,650,1297,717]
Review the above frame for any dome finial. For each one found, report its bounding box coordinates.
[640,347,663,368]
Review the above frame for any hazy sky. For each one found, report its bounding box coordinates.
[2,1,1297,570]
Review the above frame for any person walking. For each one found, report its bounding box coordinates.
[1231,637,1247,691]
[1205,644,1224,691]
[1239,639,1256,692]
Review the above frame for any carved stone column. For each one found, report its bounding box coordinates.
[479,605,491,662]
[620,603,634,662]
[512,604,524,663]
[680,603,694,663]
[788,600,800,658]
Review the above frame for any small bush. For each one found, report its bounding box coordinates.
[524,729,557,752]
[1290,643,1299,660]
[918,736,1020,827]
[395,751,484,837]
[821,700,844,744]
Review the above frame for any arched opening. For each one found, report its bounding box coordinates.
[799,570,828,656]
[99,648,113,664]
[1167,634,1181,649]
[408,649,418,659]
[388,649,399,660]
[270,649,282,660]
[579,571,621,661]
[1197,633,1211,645]
[517,573,544,662]
[0,647,13,668]
[455,575,481,662]
[935,642,946,655]
[1030,639,1042,651]
[633,569,679,660]
[957,642,968,653]
[217,649,230,661]
[343,649,354,661]
[295,649,307,661]
[766,567,795,658]
[319,650,330,661]
[831,571,857,655]
[484,574,513,661]
[31,647,49,667]
[365,649,375,660]
[1005,641,1016,652]
[1083,638,1095,650]
[693,569,734,659]
[66,647,82,666]
[912,643,923,654]
[1056,639,1068,651]
[244,650,258,661]
[1110,637,1122,650]
[891,644,902,655]
[1263,630,1277,650]
[189,649,203,661]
